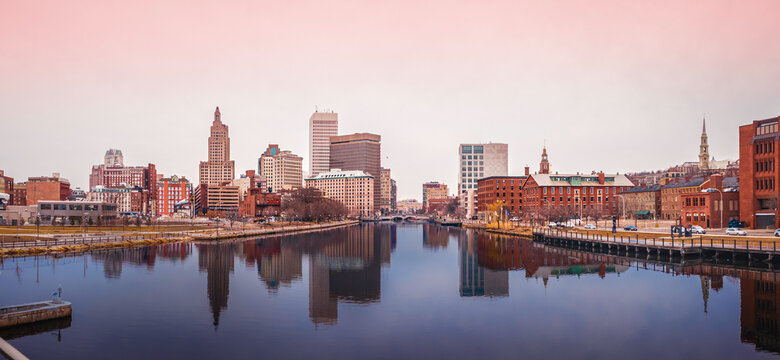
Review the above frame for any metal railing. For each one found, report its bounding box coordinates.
[532,227,780,253]
[0,231,189,249]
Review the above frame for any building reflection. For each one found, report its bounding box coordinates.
[459,231,508,297]
[423,223,453,250]
[197,243,240,330]
[91,243,192,279]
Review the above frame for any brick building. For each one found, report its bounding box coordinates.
[680,175,739,228]
[619,184,662,219]
[239,189,281,219]
[522,172,633,222]
[0,170,13,201]
[476,176,526,219]
[422,182,448,212]
[11,183,26,206]
[193,183,240,216]
[739,116,780,229]
[26,173,71,205]
[157,175,192,216]
[87,185,147,215]
[659,177,707,221]
[89,149,157,216]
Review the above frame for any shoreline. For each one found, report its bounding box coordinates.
[0,220,359,258]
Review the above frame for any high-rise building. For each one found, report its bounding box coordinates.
[104,149,124,167]
[259,144,303,193]
[199,107,236,185]
[309,111,338,177]
[193,184,240,216]
[739,116,779,229]
[699,117,710,173]
[390,179,397,211]
[330,133,381,213]
[379,168,392,213]
[458,143,508,218]
[422,182,448,212]
[305,169,375,217]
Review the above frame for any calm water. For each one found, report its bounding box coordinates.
[1,223,779,359]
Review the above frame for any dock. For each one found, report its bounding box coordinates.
[0,300,72,328]
[533,228,780,262]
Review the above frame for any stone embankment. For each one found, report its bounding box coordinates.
[192,220,359,241]
[463,223,533,237]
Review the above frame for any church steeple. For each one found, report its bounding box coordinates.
[699,116,710,173]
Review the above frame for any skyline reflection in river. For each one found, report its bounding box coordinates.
[1,223,780,359]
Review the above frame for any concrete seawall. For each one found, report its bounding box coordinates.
[192,220,360,241]
[0,301,72,328]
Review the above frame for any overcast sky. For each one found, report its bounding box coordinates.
[2,0,779,201]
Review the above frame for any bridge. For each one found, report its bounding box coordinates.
[360,215,432,223]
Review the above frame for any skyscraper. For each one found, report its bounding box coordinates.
[199,107,235,185]
[330,133,381,213]
[309,111,339,177]
[458,143,508,218]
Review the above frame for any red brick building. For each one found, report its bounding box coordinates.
[156,175,192,216]
[680,175,739,228]
[476,176,526,219]
[739,116,780,229]
[0,170,13,199]
[522,172,634,222]
[11,183,26,206]
[239,189,281,218]
[26,173,71,205]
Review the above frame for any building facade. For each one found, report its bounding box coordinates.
[231,170,267,200]
[618,184,663,219]
[0,170,13,201]
[422,182,449,212]
[38,201,117,224]
[259,144,303,193]
[379,168,392,213]
[239,189,281,219]
[660,177,707,221]
[193,184,240,216]
[739,116,780,229]
[522,173,634,221]
[305,169,375,217]
[330,133,381,213]
[199,107,236,185]
[680,175,739,228]
[309,111,338,177]
[87,185,147,215]
[89,149,157,216]
[11,183,26,206]
[156,175,192,216]
[476,176,526,219]
[458,143,508,218]
[397,199,422,214]
[26,173,71,205]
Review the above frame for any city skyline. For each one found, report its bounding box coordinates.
[3,0,777,200]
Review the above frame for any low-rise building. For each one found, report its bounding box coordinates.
[0,170,13,203]
[422,182,448,212]
[239,188,281,219]
[11,182,26,206]
[397,199,422,214]
[680,175,739,228]
[231,170,266,200]
[304,169,374,217]
[660,177,707,221]
[522,172,634,221]
[26,173,71,205]
[38,200,117,224]
[477,176,526,219]
[0,205,37,225]
[87,185,148,216]
[619,184,663,219]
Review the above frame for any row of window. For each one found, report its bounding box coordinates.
[756,159,774,173]
[756,141,775,154]
[461,155,484,160]
[684,197,706,207]
[757,178,775,191]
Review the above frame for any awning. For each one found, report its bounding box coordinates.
[635,210,651,215]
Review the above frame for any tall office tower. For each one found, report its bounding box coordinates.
[259,144,303,193]
[379,168,392,213]
[199,107,236,185]
[309,111,339,177]
[458,143,508,218]
[330,133,381,213]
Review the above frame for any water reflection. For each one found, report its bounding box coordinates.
[5,224,780,358]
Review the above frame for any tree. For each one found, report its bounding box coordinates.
[282,188,348,221]
[135,217,142,227]
[87,217,94,226]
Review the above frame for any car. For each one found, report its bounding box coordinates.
[691,226,706,234]
[726,228,747,236]
[775,229,780,237]
[547,222,557,228]
[584,224,597,230]
[509,217,519,222]
[623,225,638,231]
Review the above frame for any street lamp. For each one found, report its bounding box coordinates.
[704,188,723,229]
[615,195,627,226]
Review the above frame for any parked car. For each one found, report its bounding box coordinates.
[726,228,747,236]
[691,225,706,234]
[728,219,745,228]
[547,222,557,228]
[509,217,519,222]
[623,225,638,231]
[584,224,597,230]
[775,229,780,237]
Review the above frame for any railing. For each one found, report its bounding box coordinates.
[0,231,189,249]
[532,227,780,253]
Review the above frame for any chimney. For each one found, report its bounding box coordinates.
[710,174,723,190]
[598,172,605,184]
[524,166,530,176]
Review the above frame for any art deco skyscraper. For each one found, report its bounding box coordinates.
[309,111,339,177]
[199,107,236,185]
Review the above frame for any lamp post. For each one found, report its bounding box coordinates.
[616,195,626,227]
[704,188,723,229]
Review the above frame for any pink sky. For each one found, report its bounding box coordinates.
[2,0,780,200]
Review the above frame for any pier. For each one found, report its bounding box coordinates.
[0,300,72,328]
[533,228,780,263]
